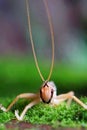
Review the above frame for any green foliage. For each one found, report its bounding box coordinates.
[0,57,87,128]
[0,98,15,123]
[25,99,87,127]
[0,97,87,127]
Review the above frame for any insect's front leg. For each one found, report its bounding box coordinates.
[0,93,39,112]
[15,98,40,121]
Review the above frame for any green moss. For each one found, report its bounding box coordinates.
[0,98,15,123]
[0,97,87,128]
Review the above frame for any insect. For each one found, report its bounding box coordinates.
[0,0,87,121]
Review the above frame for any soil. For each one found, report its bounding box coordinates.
[5,119,86,130]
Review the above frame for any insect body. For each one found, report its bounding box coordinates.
[0,0,87,121]
[0,81,87,121]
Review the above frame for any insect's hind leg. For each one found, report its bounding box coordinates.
[0,93,38,112]
[72,96,87,109]
[65,91,87,109]
[66,91,74,106]
[52,91,74,106]
[63,92,87,109]
[55,91,87,109]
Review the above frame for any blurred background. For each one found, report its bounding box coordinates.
[0,0,87,97]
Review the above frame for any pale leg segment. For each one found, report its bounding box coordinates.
[52,91,87,109]
[0,93,39,112]
[52,91,74,105]
[15,98,40,121]
[73,96,87,109]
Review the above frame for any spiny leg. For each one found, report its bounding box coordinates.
[0,93,39,112]
[15,98,40,121]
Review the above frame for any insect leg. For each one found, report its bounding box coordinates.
[72,96,87,109]
[15,98,40,121]
[0,93,38,112]
[53,91,74,105]
[53,91,87,109]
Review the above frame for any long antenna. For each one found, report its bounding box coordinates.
[43,0,54,81]
[26,0,54,82]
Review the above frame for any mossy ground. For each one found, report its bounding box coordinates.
[0,58,87,129]
[0,97,87,128]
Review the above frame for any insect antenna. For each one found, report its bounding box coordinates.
[25,0,54,82]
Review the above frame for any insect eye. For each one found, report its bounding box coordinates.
[51,89,54,93]
[51,89,54,97]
